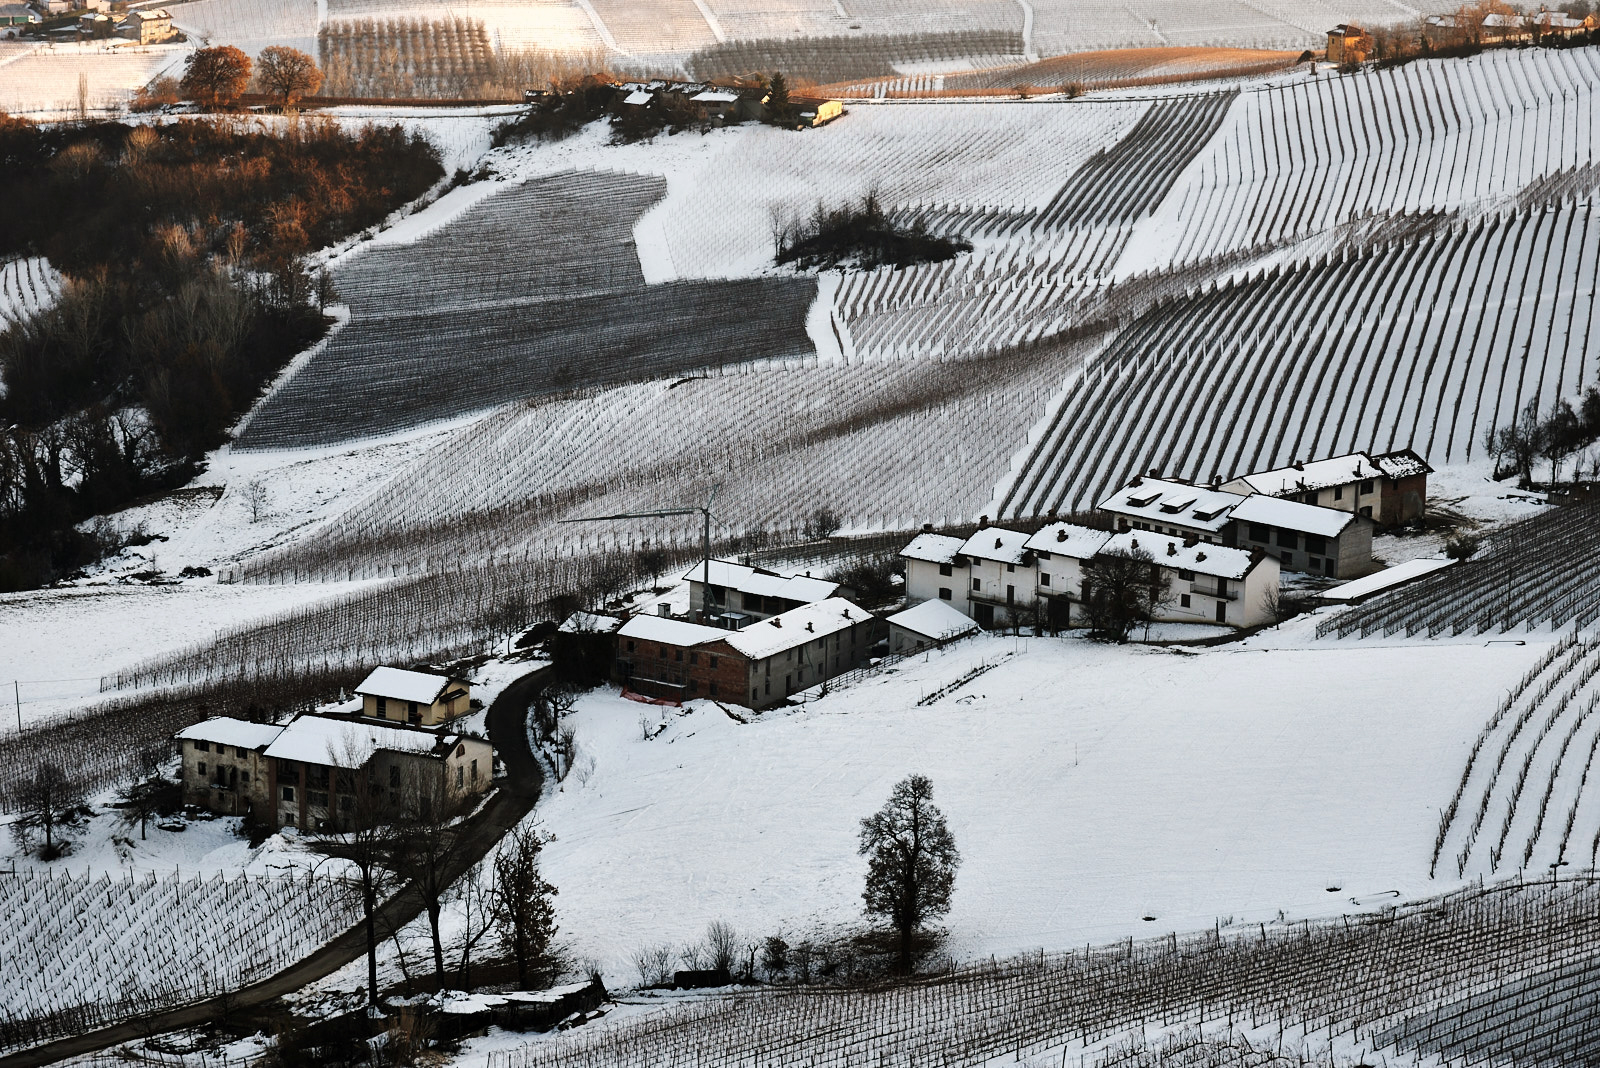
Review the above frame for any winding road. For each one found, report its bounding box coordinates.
[0,665,551,1068]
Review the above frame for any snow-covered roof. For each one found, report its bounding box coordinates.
[177,717,283,751]
[1230,495,1355,538]
[723,598,867,660]
[888,599,979,642]
[683,559,839,604]
[132,7,170,17]
[618,614,726,647]
[1099,479,1244,533]
[1321,558,1453,602]
[623,90,652,105]
[263,715,454,768]
[900,532,966,565]
[691,90,738,103]
[354,666,462,704]
[558,611,623,634]
[1227,454,1383,496]
[1101,532,1260,581]
[959,527,1033,565]
[1025,522,1112,560]
[1372,449,1432,480]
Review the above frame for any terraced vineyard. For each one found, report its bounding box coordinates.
[0,867,365,1056]
[486,877,1600,1068]
[999,201,1600,518]
[1429,632,1600,884]
[1320,505,1600,641]
[235,171,816,450]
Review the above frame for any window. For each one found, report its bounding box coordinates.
[389,765,400,787]
[939,563,953,577]
[972,578,981,591]
[1305,534,1327,555]
[709,656,718,669]
[376,697,387,716]
[659,647,667,659]
[752,688,759,703]
[689,652,698,665]
[689,680,699,694]
[407,701,419,722]
[236,747,247,758]
[455,744,465,757]
[1180,594,1191,608]
[1006,584,1015,604]
[456,767,464,789]
[1280,551,1294,568]
[308,790,329,808]
[470,759,479,782]
[1333,485,1344,501]
[194,741,210,753]
[626,640,635,652]
[1359,505,1373,518]
[1248,523,1270,542]
[336,770,355,793]
[1215,601,1227,623]
[1040,573,1051,586]
[1359,479,1374,495]
[281,785,295,802]
[939,587,952,600]
[1177,569,1194,581]
[1006,563,1015,573]
[675,649,683,662]
[241,771,250,783]
[340,795,354,812]
[709,682,719,697]
[1275,528,1296,548]
[306,766,330,790]
[198,761,207,775]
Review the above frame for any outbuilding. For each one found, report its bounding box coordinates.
[887,597,979,653]
[354,666,471,727]
[1227,494,1373,578]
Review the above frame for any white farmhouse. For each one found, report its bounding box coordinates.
[1100,532,1279,628]
[1025,521,1112,629]
[900,531,970,613]
[957,526,1035,629]
[1222,449,1430,528]
[684,558,842,626]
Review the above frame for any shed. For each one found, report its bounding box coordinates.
[887,598,979,653]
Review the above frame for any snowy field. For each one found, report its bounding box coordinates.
[533,627,1543,985]
[0,41,189,115]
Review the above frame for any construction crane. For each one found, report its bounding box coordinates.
[560,486,720,622]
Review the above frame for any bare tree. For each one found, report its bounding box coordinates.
[391,767,468,988]
[858,773,960,974]
[492,824,559,988]
[1080,544,1172,642]
[244,479,268,523]
[9,763,85,859]
[452,861,499,990]
[115,774,176,841]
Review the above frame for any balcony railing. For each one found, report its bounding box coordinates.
[1190,583,1239,601]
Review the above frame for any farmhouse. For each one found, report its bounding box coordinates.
[1026,521,1113,630]
[684,558,843,625]
[176,718,282,818]
[77,11,111,37]
[1326,24,1372,62]
[0,2,35,26]
[1221,449,1430,527]
[1100,532,1279,628]
[616,597,878,709]
[959,525,1036,628]
[1228,494,1373,578]
[900,531,970,614]
[1099,478,1242,544]
[177,714,492,829]
[124,8,175,43]
[354,666,471,726]
[1533,11,1597,37]
[887,598,979,654]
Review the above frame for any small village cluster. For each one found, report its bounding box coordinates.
[171,449,1430,829]
[0,0,177,41]
[1325,7,1597,61]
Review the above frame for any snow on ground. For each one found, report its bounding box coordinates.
[532,628,1541,987]
[0,40,189,115]
[0,578,385,730]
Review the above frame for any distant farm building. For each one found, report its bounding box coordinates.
[1532,11,1597,37]
[1221,449,1431,528]
[1100,478,1241,545]
[794,97,844,127]
[684,558,844,626]
[1326,24,1372,62]
[0,1,36,25]
[125,8,176,43]
[177,713,491,829]
[616,597,878,708]
[354,666,471,726]
[1227,494,1373,578]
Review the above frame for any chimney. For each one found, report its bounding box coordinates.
[771,617,782,627]
[1056,529,1067,542]
[806,621,814,632]
[922,522,933,532]
[1292,459,1304,471]
[978,515,990,529]
[1183,532,1199,547]
[1131,475,1143,487]
[1196,551,1207,561]
[1167,542,1177,556]
[995,537,1004,550]
[656,603,671,617]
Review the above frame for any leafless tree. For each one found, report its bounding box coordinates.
[8,763,85,859]
[492,824,559,988]
[1080,544,1172,642]
[391,768,469,988]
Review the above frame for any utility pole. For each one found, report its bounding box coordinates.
[561,485,721,622]
[14,680,20,733]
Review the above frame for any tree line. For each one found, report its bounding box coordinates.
[1484,388,1600,486]
[0,113,442,589]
